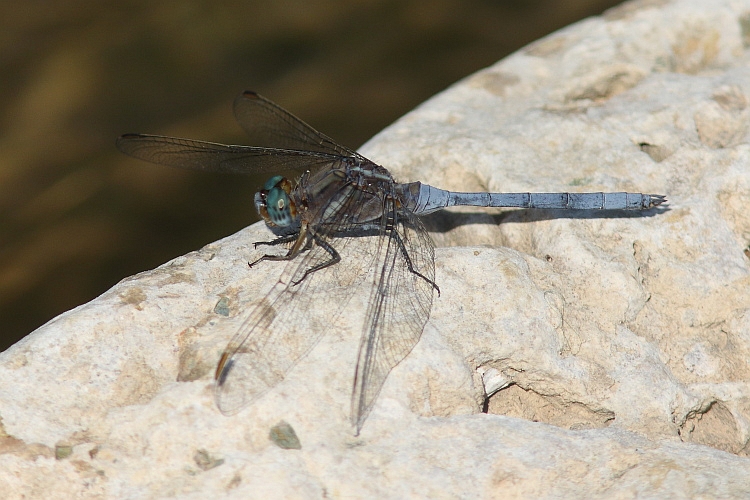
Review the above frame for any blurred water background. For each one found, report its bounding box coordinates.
[0,0,623,351]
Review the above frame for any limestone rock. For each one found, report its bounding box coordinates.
[2,0,750,497]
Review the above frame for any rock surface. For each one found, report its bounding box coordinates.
[2,0,750,497]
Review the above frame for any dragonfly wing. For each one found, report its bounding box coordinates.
[214,235,363,414]
[350,207,436,433]
[116,134,343,175]
[233,91,362,159]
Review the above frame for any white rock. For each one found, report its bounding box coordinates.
[2,0,750,497]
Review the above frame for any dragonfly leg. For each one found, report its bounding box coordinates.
[390,229,440,296]
[290,234,341,286]
[253,233,298,249]
[249,226,311,269]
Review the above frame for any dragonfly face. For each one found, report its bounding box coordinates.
[254,175,298,228]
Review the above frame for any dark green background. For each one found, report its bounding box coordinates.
[0,0,624,351]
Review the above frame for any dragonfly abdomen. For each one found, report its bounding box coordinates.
[404,182,666,214]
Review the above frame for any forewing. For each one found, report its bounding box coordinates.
[116,134,342,175]
[233,91,362,158]
[350,207,436,432]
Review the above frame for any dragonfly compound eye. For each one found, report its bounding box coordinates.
[265,187,295,226]
[259,176,297,227]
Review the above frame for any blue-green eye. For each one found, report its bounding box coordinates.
[255,176,297,228]
[263,175,284,191]
[265,187,293,226]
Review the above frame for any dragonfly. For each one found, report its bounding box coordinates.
[116,91,666,433]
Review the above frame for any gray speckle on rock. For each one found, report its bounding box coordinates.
[269,421,302,450]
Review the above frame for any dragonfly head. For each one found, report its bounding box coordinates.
[255,175,298,229]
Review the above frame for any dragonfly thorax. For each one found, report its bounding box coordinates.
[254,175,298,228]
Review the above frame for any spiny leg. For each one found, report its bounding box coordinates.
[290,234,340,286]
[253,233,298,249]
[247,228,341,287]
[389,226,440,296]
[248,226,311,269]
